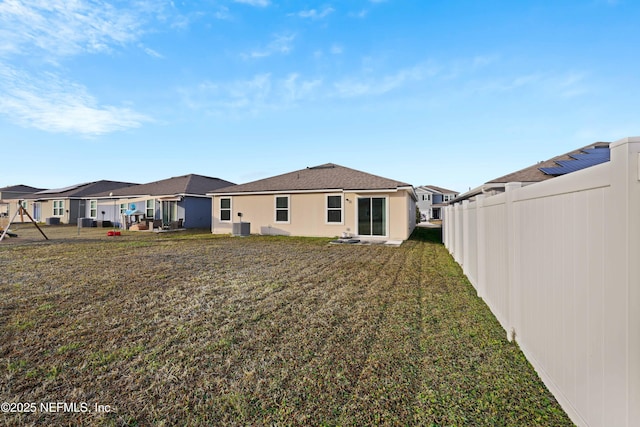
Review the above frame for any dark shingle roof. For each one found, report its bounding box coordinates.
[23,181,137,199]
[487,142,611,184]
[212,163,412,194]
[91,174,235,197]
[417,185,458,194]
[0,184,45,193]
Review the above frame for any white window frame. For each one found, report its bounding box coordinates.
[146,199,155,218]
[354,195,389,238]
[119,203,127,215]
[53,200,64,216]
[325,194,344,225]
[274,195,290,224]
[89,200,98,218]
[219,197,232,223]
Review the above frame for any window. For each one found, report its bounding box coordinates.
[89,200,97,218]
[275,196,289,223]
[220,198,231,222]
[53,200,64,216]
[146,199,155,218]
[120,203,127,215]
[326,195,342,224]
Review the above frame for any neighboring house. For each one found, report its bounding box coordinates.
[0,185,45,220]
[89,174,235,229]
[19,181,137,224]
[453,141,611,202]
[0,184,45,201]
[209,163,417,241]
[415,185,459,221]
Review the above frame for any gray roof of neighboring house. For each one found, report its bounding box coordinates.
[487,141,611,184]
[452,141,612,203]
[23,181,138,199]
[0,184,46,193]
[90,174,236,197]
[211,163,413,194]
[416,185,458,194]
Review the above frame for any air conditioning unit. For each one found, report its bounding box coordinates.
[232,222,250,237]
[78,218,95,228]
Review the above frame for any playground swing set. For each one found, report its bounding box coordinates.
[0,202,48,242]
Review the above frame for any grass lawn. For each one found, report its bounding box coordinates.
[0,226,572,426]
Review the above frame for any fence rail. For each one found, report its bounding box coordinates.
[443,137,640,427]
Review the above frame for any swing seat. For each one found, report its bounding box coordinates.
[0,227,17,238]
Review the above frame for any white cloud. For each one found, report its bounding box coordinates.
[243,33,295,59]
[330,44,343,55]
[233,0,270,7]
[181,61,447,114]
[0,65,150,136]
[471,54,499,69]
[333,63,436,98]
[473,72,587,98]
[180,73,322,114]
[282,73,322,103]
[181,63,441,114]
[140,45,164,58]
[0,0,146,58]
[169,14,191,29]
[349,9,368,18]
[295,7,335,20]
[0,1,162,135]
[555,72,587,98]
[214,6,232,20]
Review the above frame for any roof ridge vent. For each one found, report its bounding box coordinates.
[307,164,336,170]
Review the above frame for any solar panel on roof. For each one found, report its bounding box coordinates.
[539,147,610,176]
[36,182,90,194]
[570,152,609,161]
[582,147,609,154]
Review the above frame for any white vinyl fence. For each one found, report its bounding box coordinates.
[443,137,640,427]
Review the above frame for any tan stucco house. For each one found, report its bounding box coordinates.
[209,163,417,241]
[20,180,137,225]
[0,185,45,221]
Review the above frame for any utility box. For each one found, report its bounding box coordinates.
[232,222,250,237]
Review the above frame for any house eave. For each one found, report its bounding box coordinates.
[451,184,506,204]
[209,187,413,197]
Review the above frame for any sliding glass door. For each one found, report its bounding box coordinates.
[357,197,386,236]
[162,200,178,225]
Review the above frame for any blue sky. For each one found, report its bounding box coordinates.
[1,0,638,192]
